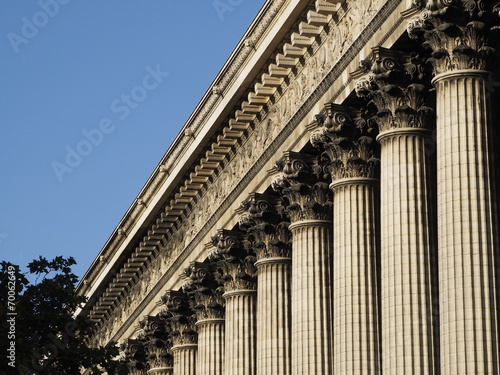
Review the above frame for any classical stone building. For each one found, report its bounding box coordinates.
[77,0,500,374]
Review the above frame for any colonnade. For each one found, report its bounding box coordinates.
[120,3,499,374]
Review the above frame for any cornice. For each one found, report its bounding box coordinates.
[79,0,337,322]
[76,0,300,306]
[81,0,406,347]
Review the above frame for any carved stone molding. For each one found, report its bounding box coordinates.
[271,151,332,222]
[181,262,225,321]
[238,193,292,260]
[209,230,257,291]
[310,104,379,181]
[407,0,500,74]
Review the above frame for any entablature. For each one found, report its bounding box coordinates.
[78,0,346,324]
[79,0,419,347]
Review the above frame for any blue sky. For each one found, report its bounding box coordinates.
[0,1,266,279]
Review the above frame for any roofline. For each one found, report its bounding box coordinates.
[76,0,310,297]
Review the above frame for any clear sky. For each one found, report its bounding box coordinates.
[0,1,267,279]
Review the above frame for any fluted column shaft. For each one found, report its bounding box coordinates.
[223,290,257,375]
[378,128,438,375]
[434,70,499,374]
[172,344,197,375]
[255,257,291,375]
[289,220,334,375]
[196,319,225,375]
[331,178,380,375]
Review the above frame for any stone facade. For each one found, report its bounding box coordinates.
[77,1,500,374]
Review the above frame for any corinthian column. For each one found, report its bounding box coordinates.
[211,230,257,375]
[239,194,292,375]
[408,3,500,374]
[162,291,197,375]
[271,152,334,375]
[311,104,381,375]
[182,262,225,375]
[354,48,439,375]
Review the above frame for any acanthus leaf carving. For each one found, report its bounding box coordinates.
[88,0,401,346]
[209,230,257,291]
[271,152,332,222]
[160,291,197,346]
[311,104,379,181]
[181,262,225,321]
[119,338,147,375]
[408,0,500,73]
[137,315,174,371]
[238,193,292,260]
[353,47,434,133]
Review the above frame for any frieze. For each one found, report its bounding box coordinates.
[89,0,399,346]
[77,0,291,300]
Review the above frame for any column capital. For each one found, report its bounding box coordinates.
[181,262,225,321]
[137,315,174,371]
[238,193,292,260]
[353,47,434,133]
[271,151,332,222]
[209,229,257,291]
[160,291,197,347]
[310,103,379,181]
[119,338,147,375]
[407,1,500,74]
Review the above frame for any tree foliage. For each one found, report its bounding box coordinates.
[0,256,120,375]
